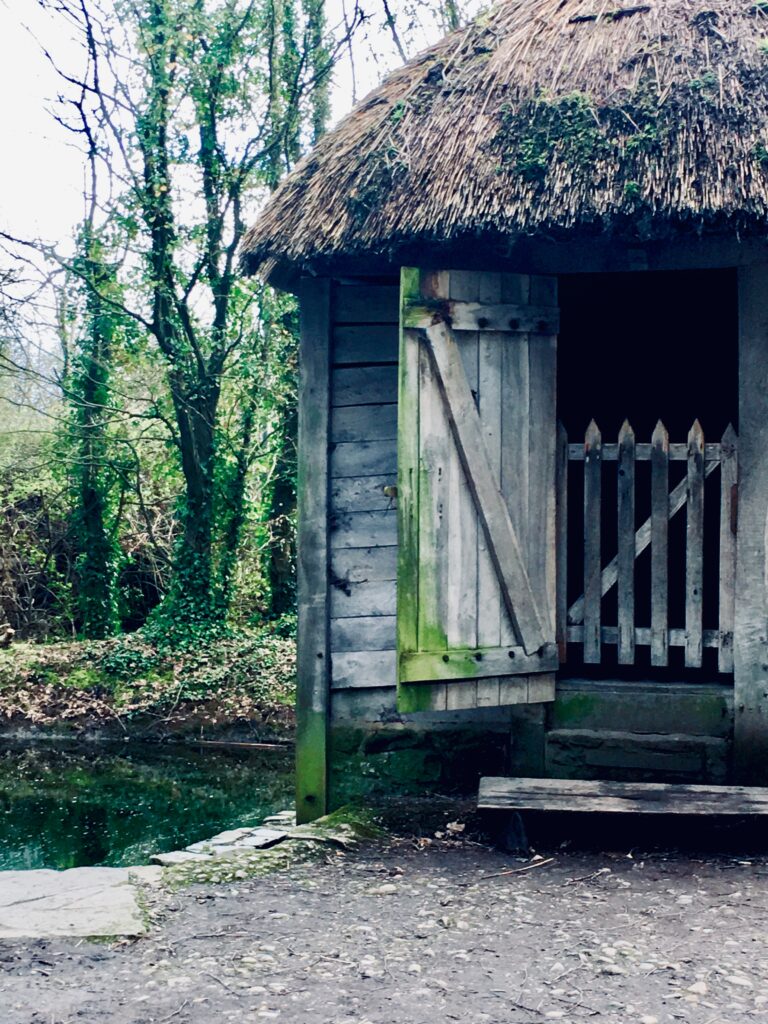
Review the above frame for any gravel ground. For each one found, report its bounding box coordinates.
[3,808,768,1024]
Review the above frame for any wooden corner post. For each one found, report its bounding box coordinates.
[296,278,331,821]
[734,265,768,783]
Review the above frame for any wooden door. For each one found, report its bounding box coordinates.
[397,268,559,712]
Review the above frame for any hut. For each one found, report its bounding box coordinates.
[242,0,768,822]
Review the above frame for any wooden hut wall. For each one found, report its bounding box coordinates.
[296,271,740,816]
[328,280,400,717]
[325,278,522,723]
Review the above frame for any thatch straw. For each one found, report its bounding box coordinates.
[242,0,768,276]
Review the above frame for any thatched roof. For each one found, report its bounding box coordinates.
[242,0,768,278]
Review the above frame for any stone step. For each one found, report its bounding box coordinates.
[552,680,732,738]
[545,729,728,784]
[0,867,161,938]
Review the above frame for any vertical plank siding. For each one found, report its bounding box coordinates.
[296,279,332,822]
[718,425,738,675]
[734,265,768,782]
[555,422,569,662]
[329,281,400,699]
[445,272,480,652]
[685,420,705,669]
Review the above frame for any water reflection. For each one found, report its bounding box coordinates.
[0,742,294,870]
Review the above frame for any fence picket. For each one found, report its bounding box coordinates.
[556,422,568,661]
[685,420,705,668]
[583,420,602,664]
[719,424,738,673]
[617,420,635,666]
[651,420,669,667]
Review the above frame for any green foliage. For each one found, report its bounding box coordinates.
[497,91,609,183]
[0,620,296,733]
[0,0,337,643]
[118,0,321,627]
[62,667,105,692]
[687,71,720,93]
[0,426,77,639]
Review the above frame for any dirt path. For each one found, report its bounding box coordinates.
[3,822,768,1024]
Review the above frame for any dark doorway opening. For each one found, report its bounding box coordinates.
[557,269,738,680]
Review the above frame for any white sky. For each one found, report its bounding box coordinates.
[0,0,88,240]
[0,0,467,245]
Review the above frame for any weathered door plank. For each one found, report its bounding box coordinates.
[555,422,568,662]
[424,321,548,656]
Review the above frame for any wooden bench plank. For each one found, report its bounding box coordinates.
[478,776,768,815]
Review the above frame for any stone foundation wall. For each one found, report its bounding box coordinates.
[328,681,735,807]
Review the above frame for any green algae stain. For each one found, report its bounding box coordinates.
[551,692,599,728]
[497,91,609,184]
[397,678,438,714]
[295,708,327,824]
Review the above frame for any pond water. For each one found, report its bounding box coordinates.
[0,742,294,870]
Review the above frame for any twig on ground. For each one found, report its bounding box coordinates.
[158,1002,189,1022]
[563,867,611,886]
[461,857,556,885]
[202,971,241,997]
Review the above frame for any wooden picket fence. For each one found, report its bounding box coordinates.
[559,420,738,672]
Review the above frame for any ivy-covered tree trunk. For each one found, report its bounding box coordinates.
[164,371,220,622]
[137,0,224,627]
[216,398,256,614]
[70,240,121,638]
[267,402,296,617]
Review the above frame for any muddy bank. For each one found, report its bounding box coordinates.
[0,631,296,743]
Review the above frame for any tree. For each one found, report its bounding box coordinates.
[41,0,341,634]
[66,231,124,638]
[0,0,483,642]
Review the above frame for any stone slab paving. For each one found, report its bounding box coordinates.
[0,808,295,939]
[0,865,162,938]
[151,809,295,865]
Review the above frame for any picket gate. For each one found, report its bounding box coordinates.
[559,420,738,673]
